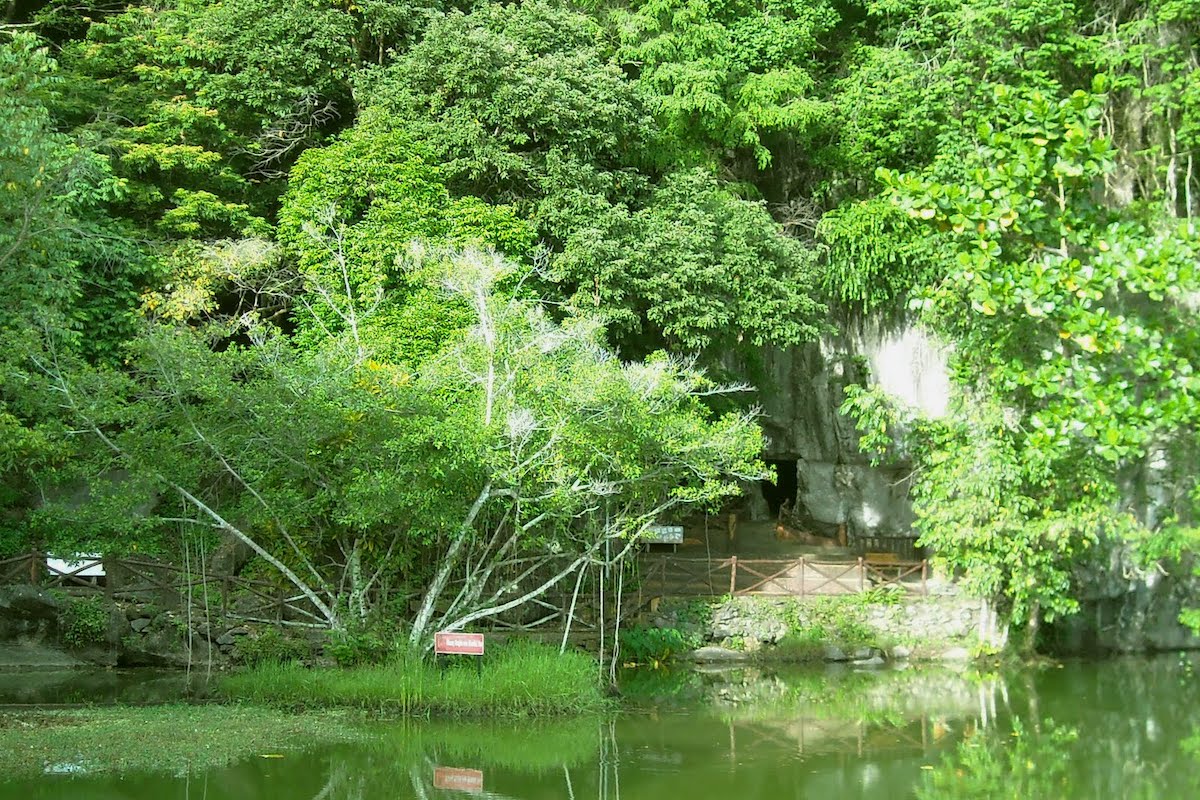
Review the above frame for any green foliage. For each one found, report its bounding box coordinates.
[52,0,362,233]
[555,167,825,355]
[63,247,767,633]
[817,197,936,310]
[0,32,142,355]
[1121,520,1200,632]
[361,1,645,200]
[327,626,393,668]
[885,85,1200,465]
[55,8,254,236]
[775,623,875,659]
[5,0,1200,649]
[839,384,904,460]
[615,0,838,168]
[234,627,310,666]
[844,386,1140,630]
[356,2,825,359]
[676,597,715,628]
[187,0,360,121]
[868,83,1200,631]
[59,596,111,648]
[619,626,701,665]
[770,596,879,660]
[277,115,534,364]
[0,32,154,555]
[818,42,943,182]
[279,118,534,273]
[910,405,1125,627]
[863,584,905,605]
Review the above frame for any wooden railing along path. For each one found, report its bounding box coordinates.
[855,535,927,563]
[0,551,324,626]
[1,550,929,638]
[427,553,929,640]
[636,555,929,600]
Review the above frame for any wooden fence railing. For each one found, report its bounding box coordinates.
[0,552,113,589]
[1,549,930,640]
[638,555,929,598]
[0,551,325,627]
[855,535,926,563]
[0,552,47,587]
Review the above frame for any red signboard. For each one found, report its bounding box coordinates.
[434,632,485,656]
[434,766,484,793]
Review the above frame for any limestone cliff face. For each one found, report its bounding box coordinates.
[1053,548,1200,653]
[751,317,1198,654]
[755,317,950,541]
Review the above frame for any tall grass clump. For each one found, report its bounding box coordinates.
[221,640,606,717]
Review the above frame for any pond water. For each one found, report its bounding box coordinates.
[1,654,1197,798]
[0,668,209,706]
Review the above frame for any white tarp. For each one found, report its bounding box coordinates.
[46,555,105,578]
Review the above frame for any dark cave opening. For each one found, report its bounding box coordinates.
[761,459,798,517]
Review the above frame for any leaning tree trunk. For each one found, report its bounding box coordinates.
[1022,602,1041,657]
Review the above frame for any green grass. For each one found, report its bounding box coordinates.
[0,705,365,776]
[0,693,602,779]
[220,641,607,717]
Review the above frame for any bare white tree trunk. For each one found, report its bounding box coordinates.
[608,556,625,685]
[301,206,385,364]
[407,482,492,649]
[438,551,593,635]
[1167,124,1179,217]
[1187,152,1195,219]
[44,360,341,627]
[346,540,367,622]
[560,561,589,653]
[171,485,339,627]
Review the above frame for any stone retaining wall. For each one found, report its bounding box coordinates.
[0,585,317,669]
[642,594,991,664]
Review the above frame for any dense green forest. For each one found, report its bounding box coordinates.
[2,0,1199,645]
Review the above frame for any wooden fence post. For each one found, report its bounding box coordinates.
[921,560,928,596]
[728,556,737,596]
[29,549,39,587]
[276,585,284,624]
[103,556,115,604]
[858,557,865,592]
[799,556,806,598]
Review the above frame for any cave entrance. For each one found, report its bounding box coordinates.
[761,459,798,517]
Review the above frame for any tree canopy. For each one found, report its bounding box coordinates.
[3,0,1199,645]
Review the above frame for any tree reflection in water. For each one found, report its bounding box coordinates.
[4,655,1197,800]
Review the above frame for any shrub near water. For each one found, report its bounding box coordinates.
[221,641,606,717]
[58,596,111,648]
[769,596,883,661]
[620,626,700,665]
[234,627,310,665]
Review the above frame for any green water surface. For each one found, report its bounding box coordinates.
[1,654,1197,798]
